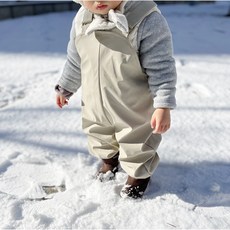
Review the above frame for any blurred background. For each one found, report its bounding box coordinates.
[0,0,229,21]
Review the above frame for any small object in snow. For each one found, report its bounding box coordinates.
[42,184,66,195]
[20,182,66,201]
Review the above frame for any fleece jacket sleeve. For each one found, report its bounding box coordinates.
[137,12,177,109]
[58,18,81,93]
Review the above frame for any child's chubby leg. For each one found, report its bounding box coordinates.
[85,125,120,181]
[115,123,161,198]
[120,153,160,199]
[85,121,161,198]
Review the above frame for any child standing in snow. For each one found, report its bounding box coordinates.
[55,0,177,199]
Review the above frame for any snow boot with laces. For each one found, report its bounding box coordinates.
[96,153,119,182]
[120,176,150,199]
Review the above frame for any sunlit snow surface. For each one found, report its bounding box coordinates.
[0,2,230,229]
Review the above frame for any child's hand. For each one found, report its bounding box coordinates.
[56,94,68,109]
[151,108,171,134]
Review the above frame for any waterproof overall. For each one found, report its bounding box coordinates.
[75,2,162,179]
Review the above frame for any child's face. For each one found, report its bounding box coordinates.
[82,1,123,15]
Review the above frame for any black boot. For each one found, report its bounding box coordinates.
[120,176,150,199]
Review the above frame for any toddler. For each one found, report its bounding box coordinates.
[56,0,177,199]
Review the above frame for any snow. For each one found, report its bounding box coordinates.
[0,2,230,229]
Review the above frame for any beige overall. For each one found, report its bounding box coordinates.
[75,3,161,179]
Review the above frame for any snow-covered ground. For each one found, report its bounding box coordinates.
[0,2,230,229]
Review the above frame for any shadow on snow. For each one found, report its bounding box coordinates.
[0,107,229,208]
[148,161,230,208]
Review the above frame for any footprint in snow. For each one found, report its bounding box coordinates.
[0,160,67,200]
[0,84,26,109]
[178,82,212,98]
[0,152,22,174]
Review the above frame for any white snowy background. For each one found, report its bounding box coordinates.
[0,2,230,229]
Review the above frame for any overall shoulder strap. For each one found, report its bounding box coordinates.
[125,1,160,30]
